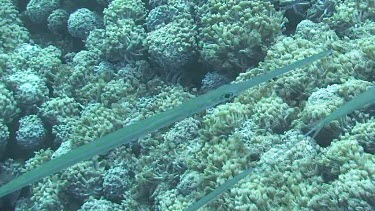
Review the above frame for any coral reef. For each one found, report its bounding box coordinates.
[197,0,285,75]
[0,0,29,52]
[0,123,9,157]
[0,82,19,123]
[0,0,374,210]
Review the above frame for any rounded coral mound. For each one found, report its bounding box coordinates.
[67,8,103,39]
[0,0,29,52]
[26,0,60,24]
[47,9,69,34]
[0,82,19,123]
[16,115,46,152]
[197,0,284,75]
[5,71,49,112]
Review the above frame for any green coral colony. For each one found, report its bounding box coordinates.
[0,0,374,210]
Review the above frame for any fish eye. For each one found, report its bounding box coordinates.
[223,92,234,99]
